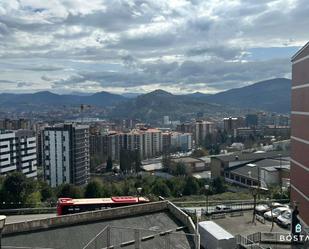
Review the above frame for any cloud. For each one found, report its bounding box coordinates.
[48,57,290,93]
[0,0,306,93]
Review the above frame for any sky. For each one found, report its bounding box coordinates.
[0,0,307,95]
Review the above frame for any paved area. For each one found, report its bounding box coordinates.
[212,211,288,236]
[3,212,195,249]
[6,213,57,224]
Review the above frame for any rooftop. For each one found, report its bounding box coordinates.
[172,157,203,164]
[227,158,290,180]
[212,151,290,163]
[2,201,197,249]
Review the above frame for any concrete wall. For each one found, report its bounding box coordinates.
[3,201,169,235]
[167,202,196,235]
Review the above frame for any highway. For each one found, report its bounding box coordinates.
[5,213,57,224]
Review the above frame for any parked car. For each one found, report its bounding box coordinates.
[264,207,290,220]
[215,205,232,212]
[255,204,270,215]
[271,202,286,208]
[277,210,292,228]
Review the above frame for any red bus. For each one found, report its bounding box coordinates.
[57,196,150,215]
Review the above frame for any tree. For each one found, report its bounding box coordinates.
[162,153,171,172]
[40,181,54,202]
[57,184,82,198]
[106,156,113,172]
[0,172,41,208]
[175,162,187,176]
[167,177,186,197]
[120,149,131,173]
[183,176,200,195]
[212,177,227,194]
[204,133,213,149]
[150,180,171,197]
[134,150,142,172]
[84,181,103,198]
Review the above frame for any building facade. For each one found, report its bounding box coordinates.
[0,130,37,178]
[43,124,90,187]
[291,42,309,227]
[171,132,192,151]
[194,121,214,146]
[0,118,31,130]
[223,117,245,136]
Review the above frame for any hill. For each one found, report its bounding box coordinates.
[0,91,126,110]
[111,89,241,121]
[0,78,291,117]
[204,78,291,113]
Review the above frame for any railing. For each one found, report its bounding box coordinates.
[0,207,56,215]
[3,247,56,249]
[174,198,290,207]
[235,234,266,249]
[180,199,290,215]
[240,232,307,249]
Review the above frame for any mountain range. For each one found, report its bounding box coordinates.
[0,78,291,118]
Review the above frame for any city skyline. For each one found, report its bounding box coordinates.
[0,0,307,94]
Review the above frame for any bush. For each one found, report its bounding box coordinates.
[84,181,103,198]
[150,180,171,197]
[57,184,83,198]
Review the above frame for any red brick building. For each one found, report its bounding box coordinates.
[291,42,309,228]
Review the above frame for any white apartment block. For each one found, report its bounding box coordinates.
[171,132,192,151]
[43,124,90,187]
[0,130,37,178]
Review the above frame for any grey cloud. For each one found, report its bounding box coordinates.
[0,0,304,93]
[0,22,10,35]
[22,65,64,71]
[50,57,290,91]
[64,0,156,32]
[0,79,16,84]
[186,46,243,60]
[17,82,33,88]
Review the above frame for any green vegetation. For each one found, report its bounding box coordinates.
[120,149,141,173]
[106,156,113,172]
[0,172,289,209]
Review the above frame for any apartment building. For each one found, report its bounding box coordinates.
[0,130,37,178]
[43,124,90,187]
[291,42,309,227]
[194,121,215,145]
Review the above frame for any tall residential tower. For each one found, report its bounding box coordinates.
[43,124,90,187]
[291,42,309,227]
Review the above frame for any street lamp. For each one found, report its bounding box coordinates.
[137,187,142,202]
[0,215,6,249]
[250,186,258,224]
[204,185,210,215]
[278,154,283,198]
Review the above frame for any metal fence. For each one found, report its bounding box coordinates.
[235,234,266,249]
[239,232,308,249]
[82,225,198,249]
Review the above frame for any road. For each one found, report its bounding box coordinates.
[5,213,57,224]
[181,204,254,214]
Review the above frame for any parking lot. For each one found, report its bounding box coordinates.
[212,211,288,236]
